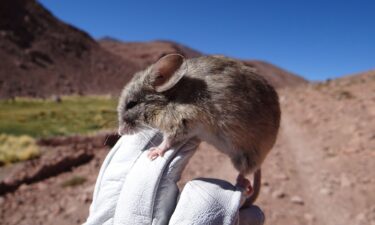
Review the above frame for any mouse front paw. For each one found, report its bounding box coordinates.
[147,146,167,160]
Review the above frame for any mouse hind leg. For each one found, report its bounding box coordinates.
[231,149,262,206]
[237,169,262,207]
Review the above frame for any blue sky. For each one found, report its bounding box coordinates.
[39,0,375,81]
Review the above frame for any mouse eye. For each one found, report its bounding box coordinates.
[126,100,138,110]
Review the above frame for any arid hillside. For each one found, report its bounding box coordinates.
[100,38,307,88]
[242,60,306,88]
[99,38,202,69]
[0,0,306,99]
[0,0,137,98]
[0,70,374,225]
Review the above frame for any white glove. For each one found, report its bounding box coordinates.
[83,129,264,225]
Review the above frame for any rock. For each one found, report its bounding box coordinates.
[19,184,28,191]
[52,95,62,103]
[340,174,352,187]
[304,213,315,222]
[320,187,333,196]
[36,182,47,191]
[355,213,366,223]
[361,177,371,184]
[290,196,304,205]
[272,190,286,199]
[37,209,49,217]
[84,184,95,194]
[276,173,289,181]
[83,193,92,203]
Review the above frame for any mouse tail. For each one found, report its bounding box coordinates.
[242,168,261,208]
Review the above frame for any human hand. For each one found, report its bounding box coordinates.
[84,129,264,225]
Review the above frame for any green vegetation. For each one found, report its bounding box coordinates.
[0,95,118,138]
[0,95,118,165]
[0,134,40,166]
[61,175,87,188]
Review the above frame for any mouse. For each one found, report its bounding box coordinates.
[117,54,281,205]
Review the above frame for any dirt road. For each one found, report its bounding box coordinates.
[185,77,375,225]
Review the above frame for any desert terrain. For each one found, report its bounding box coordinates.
[0,0,374,225]
[1,72,374,225]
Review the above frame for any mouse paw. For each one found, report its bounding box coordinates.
[236,174,253,197]
[147,147,166,160]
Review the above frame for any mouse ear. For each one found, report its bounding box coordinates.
[150,54,186,92]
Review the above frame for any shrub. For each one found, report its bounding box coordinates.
[0,134,40,166]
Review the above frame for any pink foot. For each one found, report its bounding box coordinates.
[147,146,167,160]
[236,174,253,197]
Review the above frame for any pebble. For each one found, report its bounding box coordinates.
[37,209,49,217]
[276,173,289,181]
[272,190,286,199]
[304,213,315,222]
[84,184,95,194]
[19,184,29,191]
[355,213,366,224]
[290,196,304,205]
[361,177,371,184]
[340,174,352,187]
[37,182,47,191]
[320,187,333,196]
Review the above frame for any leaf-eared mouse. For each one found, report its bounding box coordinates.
[118,54,281,205]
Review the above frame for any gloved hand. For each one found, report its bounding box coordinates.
[83,129,264,225]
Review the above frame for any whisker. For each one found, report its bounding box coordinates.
[103,135,110,146]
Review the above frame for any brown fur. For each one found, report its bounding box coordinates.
[118,55,281,175]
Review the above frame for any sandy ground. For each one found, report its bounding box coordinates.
[0,72,374,225]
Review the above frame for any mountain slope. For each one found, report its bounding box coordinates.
[0,0,137,98]
[243,60,306,88]
[100,38,307,88]
[0,0,306,99]
[99,38,201,69]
